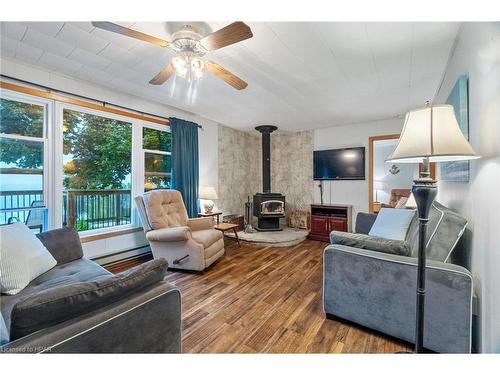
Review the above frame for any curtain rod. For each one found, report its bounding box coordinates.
[0,74,202,129]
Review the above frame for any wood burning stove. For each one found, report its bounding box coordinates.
[253,125,285,231]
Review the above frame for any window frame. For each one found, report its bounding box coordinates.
[55,102,139,237]
[141,122,172,194]
[0,89,54,229]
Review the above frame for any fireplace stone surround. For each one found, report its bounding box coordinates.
[216,125,313,226]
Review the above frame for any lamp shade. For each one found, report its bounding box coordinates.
[199,186,218,200]
[373,179,384,190]
[387,104,480,163]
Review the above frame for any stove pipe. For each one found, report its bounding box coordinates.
[255,125,278,194]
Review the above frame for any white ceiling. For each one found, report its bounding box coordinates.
[0,22,460,131]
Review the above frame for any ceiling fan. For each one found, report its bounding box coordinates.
[91,21,253,90]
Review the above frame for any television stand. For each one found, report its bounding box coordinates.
[308,204,352,242]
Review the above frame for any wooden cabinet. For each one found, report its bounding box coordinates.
[308,204,352,242]
[328,217,347,232]
[311,216,328,234]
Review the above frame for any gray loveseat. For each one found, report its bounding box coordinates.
[1,227,181,353]
[323,202,473,353]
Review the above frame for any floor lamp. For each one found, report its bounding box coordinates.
[387,102,480,353]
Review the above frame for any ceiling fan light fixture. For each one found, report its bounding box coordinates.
[191,58,205,79]
[172,56,188,78]
[171,56,205,81]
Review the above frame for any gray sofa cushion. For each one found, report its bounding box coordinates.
[1,257,111,336]
[330,231,411,257]
[355,212,378,234]
[36,227,84,265]
[9,258,168,340]
[406,202,468,262]
[0,313,8,346]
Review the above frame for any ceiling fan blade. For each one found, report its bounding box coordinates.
[205,61,248,90]
[91,22,171,48]
[200,22,253,51]
[149,64,175,85]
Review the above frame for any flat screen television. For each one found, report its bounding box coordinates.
[313,147,365,180]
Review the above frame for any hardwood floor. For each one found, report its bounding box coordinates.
[159,238,412,354]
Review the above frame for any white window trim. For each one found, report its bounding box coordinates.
[141,122,172,196]
[0,90,54,229]
[143,149,171,156]
[56,103,140,237]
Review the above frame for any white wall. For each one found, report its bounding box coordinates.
[313,118,404,220]
[0,57,219,258]
[373,141,416,204]
[433,23,500,353]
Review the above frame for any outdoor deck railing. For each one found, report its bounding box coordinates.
[1,189,132,231]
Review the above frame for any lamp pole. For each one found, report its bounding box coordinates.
[412,156,437,353]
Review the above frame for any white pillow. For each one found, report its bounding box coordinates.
[395,196,409,209]
[369,208,416,241]
[0,222,57,295]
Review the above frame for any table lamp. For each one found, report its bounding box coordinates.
[373,179,384,202]
[387,102,480,353]
[199,186,218,214]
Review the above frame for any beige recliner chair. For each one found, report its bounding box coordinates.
[135,189,225,271]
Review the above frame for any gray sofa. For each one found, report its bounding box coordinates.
[0,227,181,353]
[323,202,474,353]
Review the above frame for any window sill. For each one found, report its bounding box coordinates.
[79,227,143,243]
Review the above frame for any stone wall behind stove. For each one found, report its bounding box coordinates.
[218,125,314,222]
[217,125,260,216]
[271,130,314,221]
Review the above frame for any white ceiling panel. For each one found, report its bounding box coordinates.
[68,47,111,70]
[91,27,140,50]
[1,35,43,62]
[20,22,64,37]
[1,22,27,41]
[0,22,460,131]
[68,22,96,33]
[56,23,109,54]
[38,52,83,76]
[104,62,143,83]
[97,43,142,68]
[22,28,74,57]
[128,42,174,63]
[75,65,115,85]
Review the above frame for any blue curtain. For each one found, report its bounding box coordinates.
[170,117,200,218]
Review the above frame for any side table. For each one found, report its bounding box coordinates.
[198,211,223,225]
[214,223,240,247]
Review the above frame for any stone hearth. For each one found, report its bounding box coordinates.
[225,226,309,247]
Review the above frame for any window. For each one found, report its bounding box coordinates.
[143,126,172,191]
[62,108,133,232]
[0,97,49,232]
[1,86,172,238]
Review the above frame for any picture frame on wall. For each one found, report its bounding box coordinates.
[440,75,470,182]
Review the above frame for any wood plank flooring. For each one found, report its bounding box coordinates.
[160,238,412,353]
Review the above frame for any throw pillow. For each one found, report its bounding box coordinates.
[395,196,409,209]
[368,208,416,241]
[405,193,417,208]
[0,223,57,295]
